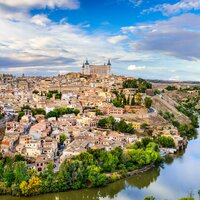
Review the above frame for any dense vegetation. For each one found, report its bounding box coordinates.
[165,86,177,91]
[156,136,175,148]
[46,107,80,118]
[111,79,153,108]
[111,89,140,108]
[144,97,153,109]
[131,136,175,149]
[95,109,103,116]
[160,111,197,139]
[176,97,200,128]
[32,90,62,100]
[98,116,134,134]
[0,113,4,120]
[180,85,200,92]
[18,105,80,121]
[111,91,128,108]
[122,78,152,93]
[18,105,46,121]
[111,90,152,108]
[0,143,161,197]
[46,90,62,100]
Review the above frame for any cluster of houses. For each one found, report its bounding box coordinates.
[1,111,138,172]
[0,72,188,172]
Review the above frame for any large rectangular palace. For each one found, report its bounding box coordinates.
[82,59,111,77]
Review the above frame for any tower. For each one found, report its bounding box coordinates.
[82,59,90,75]
[107,59,111,66]
[107,59,111,76]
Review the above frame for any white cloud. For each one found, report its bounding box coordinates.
[0,7,147,75]
[31,15,51,26]
[121,25,153,34]
[169,75,180,81]
[145,0,200,16]
[129,0,143,7]
[0,0,200,80]
[122,14,200,61]
[0,0,80,10]
[127,65,146,70]
[107,35,128,44]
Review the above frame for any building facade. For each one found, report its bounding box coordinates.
[82,59,111,77]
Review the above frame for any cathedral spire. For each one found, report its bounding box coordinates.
[85,58,89,65]
[107,59,111,66]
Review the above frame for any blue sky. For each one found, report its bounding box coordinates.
[0,0,200,80]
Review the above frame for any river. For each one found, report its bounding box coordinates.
[1,123,200,200]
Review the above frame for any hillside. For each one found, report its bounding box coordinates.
[152,95,191,125]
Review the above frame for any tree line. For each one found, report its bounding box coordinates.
[18,105,80,121]
[97,116,134,134]
[122,78,152,93]
[0,141,162,197]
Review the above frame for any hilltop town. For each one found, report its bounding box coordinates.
[0,61,199,174]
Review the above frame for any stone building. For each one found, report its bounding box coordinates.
[82,59,111,77]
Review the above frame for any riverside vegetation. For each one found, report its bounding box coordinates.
[0,139,162,197]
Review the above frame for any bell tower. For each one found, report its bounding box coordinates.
[107,59,111,76]
[82,59,90,75]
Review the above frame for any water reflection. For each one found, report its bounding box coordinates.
[126,167,160,189]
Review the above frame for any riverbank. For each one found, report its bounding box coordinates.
[0,163,156,197]
[1,130,200,200]
[0,122,197,198]
[0,140,162,197]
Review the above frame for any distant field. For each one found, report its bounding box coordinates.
[148,79,200,84]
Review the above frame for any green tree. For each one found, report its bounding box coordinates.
[21,105,32,111]
[3,163,15,187]
[98,118,107,128]
[0,160,4,180]
[127,95,130,105]
[144,196,156,200]
[40,162,55,193]
[144,97,153,109]
[131,96,135,106]
[87,165,107,187]
[46,111,58,118]
[58,160,87,190]
[32,90,39,94]
[20,176,42,196]
[0,113,4,120]
[142,137,153,147]
[32,108,46,116]
[141,123,149,129]
[157,136,175,148]
[73,152,94,167]
[95,109,103,116]
[99,151,118,172]
[60,134,66,145]
[18,111,25,121]
[165,85,177,91]
[14,154,26,162]
[13,161,29,184]
[123,79,138,88]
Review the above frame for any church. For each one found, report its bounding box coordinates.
[82,59,111,77]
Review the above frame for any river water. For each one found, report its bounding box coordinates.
[1,124,200,200]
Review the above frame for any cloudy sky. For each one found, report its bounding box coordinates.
[0,0,200,80]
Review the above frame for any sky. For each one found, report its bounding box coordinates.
[0,0,200,80]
